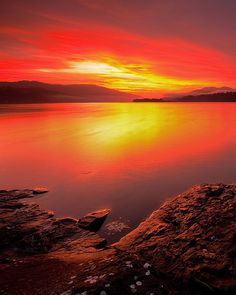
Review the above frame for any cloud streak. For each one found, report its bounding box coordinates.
[1,1,236,96]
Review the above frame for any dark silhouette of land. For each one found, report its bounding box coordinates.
[134,91,236,102]
[166,86,235,99]
[187,86,234,96]
[0,81,139,103]
[133,98,164,102]
[2,81,236,104]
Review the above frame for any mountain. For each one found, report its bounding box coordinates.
[0,81,139,103]
[163,86,236,100]
[171,92,236,102]
[188,86,235,96]
[133,92,236,103]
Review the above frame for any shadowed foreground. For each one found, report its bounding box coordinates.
[0,184,235,295]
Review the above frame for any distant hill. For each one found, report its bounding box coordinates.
[164,86,236,99]
[133,92,236,103]
[188,86,235,96]
[171,92,236,102]
[0,81,139,103]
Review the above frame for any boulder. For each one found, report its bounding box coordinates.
[78,209,111,231]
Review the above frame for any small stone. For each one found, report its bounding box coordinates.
[127,264,133,268]
[81,292,87,295]
[130,285,136,289]
[70,275,76,279]
[105,283,110,288]
[136,281,142,286]
[143,263,151,269]
[100,291,107,295]
[68,281,73,285]
[145,270,151,276]
[90,279,97,284]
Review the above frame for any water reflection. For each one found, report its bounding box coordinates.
[0,103,236,240]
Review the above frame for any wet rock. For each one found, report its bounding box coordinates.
[117,183,236,293]
[0,189,107,254]
[53,217,78,225]
[33,187,49,194]
[78,209,111,231]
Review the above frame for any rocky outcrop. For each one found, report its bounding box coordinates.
[78,209,111,231]
[0,189,107,255]
[116,184,236,293]
[0,184,235,295]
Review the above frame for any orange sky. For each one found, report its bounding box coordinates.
[1,1,236,96]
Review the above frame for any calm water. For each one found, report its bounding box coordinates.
[1,103,236,240]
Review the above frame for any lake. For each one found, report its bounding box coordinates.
[0,102,236,241]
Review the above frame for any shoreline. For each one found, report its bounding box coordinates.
[0,184,235,294]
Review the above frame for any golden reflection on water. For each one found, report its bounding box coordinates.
[0,102,236,228]
[50,103,234,173]
[0,102,235,177]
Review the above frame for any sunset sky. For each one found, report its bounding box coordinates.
[1,0,236,96]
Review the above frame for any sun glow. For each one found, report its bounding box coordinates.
[38,57,213,95]
[71,61,123,74]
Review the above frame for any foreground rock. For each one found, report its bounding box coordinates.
[78,209,111,231]
[0,184,235,295]
[116,184,236,293]
[0,189,107,255]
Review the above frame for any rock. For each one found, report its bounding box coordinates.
[33,187,49,194]
[1,184,236,295]
[116,183,236,293]
[0,189,107,254]
[78,209,111,231]
[143,263,151,269]
[53,217,78,225]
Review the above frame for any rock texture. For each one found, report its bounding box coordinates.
[116,184,236,293]
[0,184,235,295]
[78,209,111,231]
[0,189,107,256]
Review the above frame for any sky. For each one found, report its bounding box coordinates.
[1,0,236,96]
